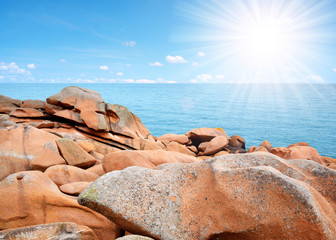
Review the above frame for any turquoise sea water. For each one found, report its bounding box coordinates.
[1,83,335,158]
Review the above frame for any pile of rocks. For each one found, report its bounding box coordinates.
[0,86,335,240]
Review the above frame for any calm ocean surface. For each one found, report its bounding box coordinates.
[1,83,335,158]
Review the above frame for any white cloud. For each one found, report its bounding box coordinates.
[333,68,336,72]
[197,51,205,57]
[136,79,156,84]
[126,64,132,67]
[306,75,324,83]
[191,62,199,66]
[166,81,176,84]
[166,55,188,64]
[149,62,163,67]
[27,63,36,69]
[99,65,109,71]
[215,74,224,79]
[108,79,116,83]
[190,74,213,83]
[0,62,28,74]
[0,75,4,79]
[60,59,66,62]
[121,79,135,83]
[122,41,136,47]
[116,72,123,76]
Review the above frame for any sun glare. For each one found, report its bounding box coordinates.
[244,18,286,58]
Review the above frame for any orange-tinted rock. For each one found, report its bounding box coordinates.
[56,138,97,168]
[45,165,99,186]
[288,142,310,148]
[185,127,228,146]
[79,152,336,240]
[9,108,45,118]
[271,147,291,159]
[247,146,257,153]
[329,163,336,169]
[20,99,46,109]
[228,135,245,149]
[46,87,151,139]
[0,95,22,114]
[321,156,336,165]
[89,151,105,161]
[255,146,269,152]
[0,125,59,180]
[77,140,96,152]
[44,103,63,115]
[203,136,229,155]
[54,109,85,124]
[60,182,92,196]
[260,140,272,152]
[272,146,323,164]
[157,133,189,145]
[31,120,56,128]
[0,222,98,240]
[103,151,155,172]
[187,145,197,153]
[87,164,105,176]
[197,142,209,152]
[103,150,197,173]
[166,141,196,157]
[29,142,66,171]
[197,156,212,161]
[214,150,230,156]
[0,171,120,239]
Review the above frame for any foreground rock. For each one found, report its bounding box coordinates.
[0,222,98,240]
[79,152,336,240]
[0,171,120,239]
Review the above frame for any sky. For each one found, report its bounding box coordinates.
[1,0,336,84]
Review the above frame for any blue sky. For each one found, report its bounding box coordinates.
[1,0,336,83]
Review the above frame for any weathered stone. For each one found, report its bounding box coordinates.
[203,135,229,155]
[272,146,323,164]
[56,138,97,168]
[0,125,59,180]
[103,150,197,173]
[260,140,273,152]
[79,152,336,240]
[0,95,22,114]
[29,142,66,171]
[20,100,46,109]
[45,165,99,186]
[0,222,98,240]
[77,140,96,152]
[186,127,228,146]
[228,135,245,149]
[157,133,189,145]
[87,164,105,176]
[60,182,92,196]
[10,108,45,118]
[197,142,209,152]
[166,141,196,157]
[103,151,155,172]
[0,171,121,239]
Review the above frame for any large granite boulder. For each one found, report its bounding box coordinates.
[0,95,22,114]
[0,222,98,240]
[0,171,121,239]
[79,152,336,240]
[46,86,150,139]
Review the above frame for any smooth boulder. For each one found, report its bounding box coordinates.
[79,152,336,240]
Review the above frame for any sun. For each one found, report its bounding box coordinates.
[245,18,286,57]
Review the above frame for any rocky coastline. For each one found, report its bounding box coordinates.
[0,86,335,239]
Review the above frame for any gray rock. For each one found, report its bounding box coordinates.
[78,152,336,240]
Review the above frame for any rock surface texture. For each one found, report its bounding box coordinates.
[79,152,336,240]
[0,222,98,240]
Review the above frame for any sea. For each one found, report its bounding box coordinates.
[1,83,335,158]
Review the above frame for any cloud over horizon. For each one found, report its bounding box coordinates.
[149,62,164,67]
[99,65,109,71]
[166,55,188,64]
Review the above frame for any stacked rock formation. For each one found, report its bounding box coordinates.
[0,86,335,240]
